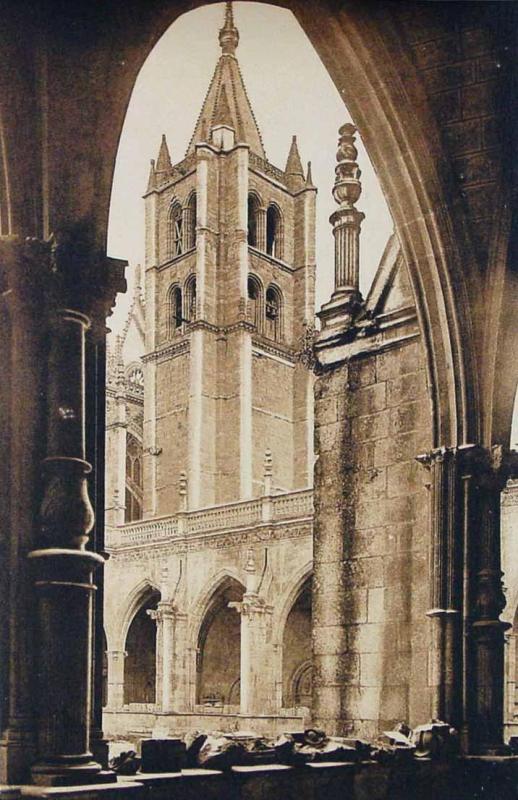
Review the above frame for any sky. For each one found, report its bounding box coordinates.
[107,1,394,334]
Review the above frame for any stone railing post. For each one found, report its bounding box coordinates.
[261,450,273,522]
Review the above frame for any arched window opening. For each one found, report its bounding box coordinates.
[247,194,260,247]
[125,433,143,522]
[282,577,312,708]
[196,578,244,706]
[185,193,197,250]
[266,204,281,258]
[247,275,262,331]
[124,591,160,704]
[265,285,282,341]
[168,285,183,336]
[185,275,197,322]
[167,201,183,259]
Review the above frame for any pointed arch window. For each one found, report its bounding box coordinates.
[247,194,260,247]
[266,204,282,259]
[265,284,282,341]
[167,201,183,259]
[125,433,143,522]
[185,275,197,322]
[184,193,197,251]
[167,284,183,338]
[247,274,263,331]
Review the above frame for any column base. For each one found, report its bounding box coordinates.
[31,761,116,787]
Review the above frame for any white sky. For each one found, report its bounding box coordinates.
[107,1,394,334]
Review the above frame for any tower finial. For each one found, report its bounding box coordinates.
[219,1,239,55]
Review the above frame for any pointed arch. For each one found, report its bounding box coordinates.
[247,273,263,331]
[125,432,143,523]
[167,199,183,260]
[193,574,244,706]
[279,571,312,708]
[123,587,160,705]
[120,579,161,651]
[247,191,264,249]
[265,282,283,342]
[266,202,283,260]
[183,190,197,251]
[167,282,183,337]
[184,272,197,323]
[189,568,246,649]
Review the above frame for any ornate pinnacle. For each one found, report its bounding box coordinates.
[332,123,362,209]
[315,122,365,349]
[219,1,239,55]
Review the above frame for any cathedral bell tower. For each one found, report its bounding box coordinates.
[142,2,316,515]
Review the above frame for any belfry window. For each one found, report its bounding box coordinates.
[185,193,197,250]
[247,275,262,331]
[185,275,197,322]
[265,284,282,341]
[266,204,281,258]
[168,285,183,336]
[167,201,183,259]
[247,194,260,247]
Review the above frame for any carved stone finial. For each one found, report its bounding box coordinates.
[315,123,365,352]
[178,470,188,512]
[219,1,239,55]
[263,450,273,496]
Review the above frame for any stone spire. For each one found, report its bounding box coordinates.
[186,2,265,157]
[156,134,172,174]
[316,123,365,346]
[213,84,233,128]
[285,135,305,191]
[219,1,239,56]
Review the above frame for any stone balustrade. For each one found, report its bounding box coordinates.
[106,489,313,550]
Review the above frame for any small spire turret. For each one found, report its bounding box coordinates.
[305,161,316,189]
[219,1,239,56]
[156,134,172,174]
[285,135,305,191]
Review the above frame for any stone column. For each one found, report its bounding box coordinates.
[417,444,517,754]
[29,304,105,785]
[105,651,127,710]
[26,238,124,785]
[148,602,177,714]
[316,124,364,349]
[416,447,461,727]
[467,446,513,754]
[230,551,274,716]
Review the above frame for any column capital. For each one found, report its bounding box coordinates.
[0,233,126,337]
[147,601,178,623]
[229,593,273,617]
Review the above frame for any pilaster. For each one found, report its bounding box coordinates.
[105,651,127,710]
[417,443,518,754]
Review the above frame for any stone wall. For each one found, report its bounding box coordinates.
[313,259,433,740]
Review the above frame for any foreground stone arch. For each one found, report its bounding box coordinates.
[0,0,517,782]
